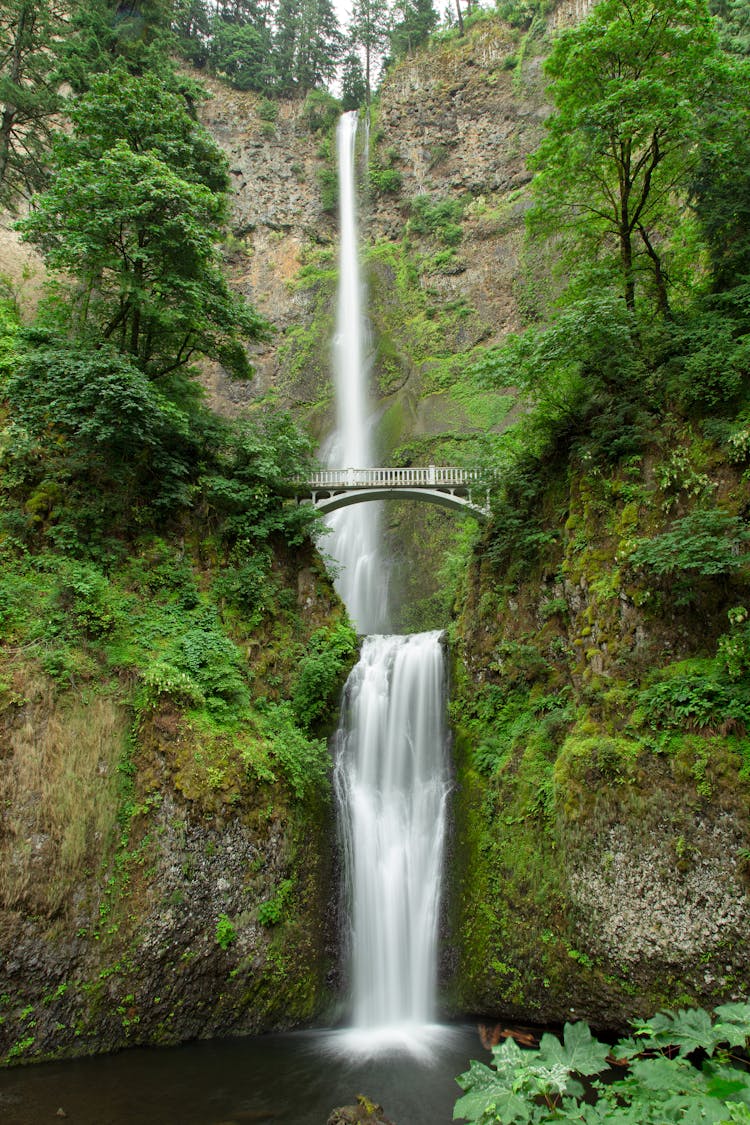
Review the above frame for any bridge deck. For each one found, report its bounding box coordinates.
[301,467,485,489]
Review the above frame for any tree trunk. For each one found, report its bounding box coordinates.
[619,227,636,313]
[0,107,15,188]
[0,2,31,190]
[638,223,671,319]
[454,0,464,35]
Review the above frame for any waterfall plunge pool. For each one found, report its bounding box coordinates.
[0,1023,488,1124]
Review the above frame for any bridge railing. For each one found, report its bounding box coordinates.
[299,466,487,489]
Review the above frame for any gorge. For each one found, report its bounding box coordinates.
[2,1,750,1121]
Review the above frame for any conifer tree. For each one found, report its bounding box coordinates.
[349,0,391,103]
[0,0,62,210]
[390,0,436,57]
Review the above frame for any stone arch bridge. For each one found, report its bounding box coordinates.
[290,467,491,519]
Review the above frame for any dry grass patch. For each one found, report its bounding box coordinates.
[0,668,126,915]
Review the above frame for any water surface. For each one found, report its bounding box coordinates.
[0,1023,486,1124]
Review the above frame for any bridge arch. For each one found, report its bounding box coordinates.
[310,486,487,518]
[292,467,491,520]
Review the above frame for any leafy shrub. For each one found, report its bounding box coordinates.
[318,166,338,213]
[496,0,550,28]
[409,194,465,244]
[254,701,331,799]
[257,97,278,122]
[291,623,358,730]
[664,312,750,413]
[369,166,402,194]
[215,913,237,950]
[718,606,750,681]
[200,407,318,550]
[627,508,750,578]
[143,612,248,717]
[257,878,293,927]
[637,666,750,733]
[301,89,341,134]
[454,1004,750,1124]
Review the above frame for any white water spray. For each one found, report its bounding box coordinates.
[323,111,389,634]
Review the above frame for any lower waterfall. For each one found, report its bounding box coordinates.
[333,632,450,1052]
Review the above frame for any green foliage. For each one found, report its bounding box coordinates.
[530,0,721,316]
[291,623,358,730]
[257,97,279,123]
[627,508,750,579]
[348,0,392,102]
[369,165,402,194]
[718,606,750,681]
[17,69,267,382]
[390,0,438,57]
[301,88,341,133]
[495,0,550,29]
[206,21,276,92]
[318,164,338,214]
[638,673,750,734]
[144,611,249,719]
[0,0,62,210]
[200,405,319,550]
[56,0,178,93]
[215,913,237,950]
[661,310,750,413]
[690,50,750,288]
[459,685,570,799]
[454,1004,750,1124]
[341,51,367,111]
[254,701,331,799]
[257,878,294,926]
[409,194,465,245]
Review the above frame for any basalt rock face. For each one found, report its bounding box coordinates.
[447,452,750,1029]
[199,16,549,441]
[0,546,345,1066]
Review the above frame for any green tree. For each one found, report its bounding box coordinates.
[691,53,750,290]
[207,19,276,90]
[389,0,436,57]
[274,0,342,93]
[710,0,750,53]
[0,0,62,209]
[172,0,212,66]
[348,0,392,103]
[341,47,367,110]
[530,0,720,317]
[57,0,176,92]
[18,70,266,380]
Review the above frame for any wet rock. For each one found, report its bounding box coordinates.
[327,1095,395,1125]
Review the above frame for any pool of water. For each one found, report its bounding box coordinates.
[0,1023,487,1125]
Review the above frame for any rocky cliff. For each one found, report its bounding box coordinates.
[447,438,750,1027]
[0,541,350,1065]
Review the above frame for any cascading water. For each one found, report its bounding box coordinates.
[324,112,451,1056]
[334,633,449,1043]
[323,111,389,635]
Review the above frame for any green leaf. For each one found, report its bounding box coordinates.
[538,1021,612,1076]
[639,1007,717,1056]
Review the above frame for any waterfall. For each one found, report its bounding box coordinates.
[324,112,450,1055]
[334,633,449,1039]
[323,111,389,635]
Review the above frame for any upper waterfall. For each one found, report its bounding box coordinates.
[322,111,390,634]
